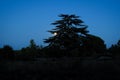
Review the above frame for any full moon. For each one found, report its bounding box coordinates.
[53,32,57,36]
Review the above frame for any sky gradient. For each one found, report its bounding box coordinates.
[0,0,120,50]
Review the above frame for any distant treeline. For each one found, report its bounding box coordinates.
[0,14,120,61]
[0,39,120,61]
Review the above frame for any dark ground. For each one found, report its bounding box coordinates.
[0,57,120,80]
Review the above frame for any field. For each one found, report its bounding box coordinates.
[1,57,120,80]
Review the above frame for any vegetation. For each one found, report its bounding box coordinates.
[0,14,120,80]
[108,40,120,56]
[0,14,119,60]
[44,14,89,50]
[44,14,106,57]
[0,45,15,60]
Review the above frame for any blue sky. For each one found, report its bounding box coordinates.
[0,0,120,50]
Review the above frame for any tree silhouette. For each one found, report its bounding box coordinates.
[0,45,15,60]
[108,39,120,55]
[43,14,108,57]
[19,39,41,60]
[81,34,106,56]
[44,14,89,51]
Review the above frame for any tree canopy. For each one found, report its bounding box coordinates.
[108,39,120,55]
[0,14,108,59]
[44,14,106,57]
[44,14,89,50]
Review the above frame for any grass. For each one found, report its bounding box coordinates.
[1,57,120,80]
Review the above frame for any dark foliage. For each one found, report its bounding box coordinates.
[80,34,106,55]
[0,45,15,60]
[108,40,120,56]
[0,14,109,59]
[44,14,106,57]
[44,14,89,50]
[16,39,42,61]
[0,14,120,80]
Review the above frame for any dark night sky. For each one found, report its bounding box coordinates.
[0,0,120,50]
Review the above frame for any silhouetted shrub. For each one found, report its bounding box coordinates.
[16,39,43,61]
[108,40,120,56]
[0,45,15,60]
[81,34,106,56]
